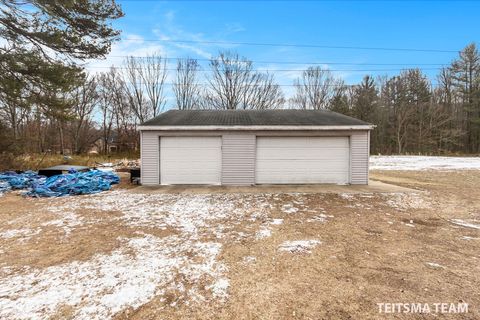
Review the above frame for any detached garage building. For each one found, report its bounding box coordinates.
[138,110,373,186]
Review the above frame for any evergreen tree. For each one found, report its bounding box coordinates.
[450,43,480,152]
[329,84,352,116]
[0,0,123,153]
[352,75,378,122]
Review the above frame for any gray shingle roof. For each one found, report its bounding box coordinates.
[141,110,370,127]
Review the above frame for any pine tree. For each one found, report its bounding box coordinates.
[0,0,123,140]
[352,75,378,122]
[450,43,480,152]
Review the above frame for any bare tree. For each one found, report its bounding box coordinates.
[97,66,140,154]
[173,58,202,110]
[291,67,340,109]
[241,72,285,109]
[204,51,284,110]
[68,76,99,154]
[138,54,168,117]
[124,57,147,122]
[124,53,167,122]
[0,82,29,141]
[98,69,118,154]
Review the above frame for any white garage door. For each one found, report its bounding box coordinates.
[255,137,350,184]
[160,137,222,185]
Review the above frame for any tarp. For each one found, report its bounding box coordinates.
[0,171,46,189]
[0,170,120,197]
[0,181,11,196]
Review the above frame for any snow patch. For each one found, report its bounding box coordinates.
[370,155,480,171]
[339,193,355,200]
[383,193,430,211]
[46,191,274,239]
[450,219,480,230]
[0,228,41,241]
[242,256,257,264]
[207,278,229,301]
[307,213,333,223]
[278,240,321,254]
[41,211,83,236]
[0,234,227,320]
[255,226,272,240]
[255,218,284,240]
[426,262,445,269]
[461,236,479,240]
[281,204,299,214]
[270,218,284,225]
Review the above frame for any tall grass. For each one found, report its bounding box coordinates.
[0,152,140,171]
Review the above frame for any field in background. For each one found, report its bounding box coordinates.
[2,153,480,172]
[0,153,140,171]
[370,155,480,170]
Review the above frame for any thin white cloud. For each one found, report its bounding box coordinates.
[223,22,246,34]
[83,33,168,74]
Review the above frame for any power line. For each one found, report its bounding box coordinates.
[120,38,459,53]
[96,55,449,67]
[111,81,441,88]
[84,65,445,72]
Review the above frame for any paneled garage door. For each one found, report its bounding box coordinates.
[160,137,222,185]
[255,136,350,184]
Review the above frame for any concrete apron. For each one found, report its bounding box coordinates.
[132,180,417,194]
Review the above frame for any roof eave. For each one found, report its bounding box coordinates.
[137,125,375,131]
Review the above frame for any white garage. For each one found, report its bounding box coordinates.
[138,110,373,186]
[255,136,350,184]
[160,136,222,185]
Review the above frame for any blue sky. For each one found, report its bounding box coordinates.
[86,0,480,104]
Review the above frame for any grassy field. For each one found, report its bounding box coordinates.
[0,153,139,171]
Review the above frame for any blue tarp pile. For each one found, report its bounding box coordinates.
[0,170,119,197]
[0,171,45,194]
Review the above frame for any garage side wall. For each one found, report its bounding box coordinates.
[221,134,256,185]
[350,131,370,185]
[140,131,159,185]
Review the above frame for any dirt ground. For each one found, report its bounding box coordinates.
[0,170,479,319]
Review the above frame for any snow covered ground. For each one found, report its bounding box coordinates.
[0,189,439,319]
[370,155,480,171]
[0,191,316,319]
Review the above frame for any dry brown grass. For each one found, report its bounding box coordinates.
[0,152,139,171]
[0,171,479,319]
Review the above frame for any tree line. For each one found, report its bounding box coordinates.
[1,1,479,157]
[3,45,479,156]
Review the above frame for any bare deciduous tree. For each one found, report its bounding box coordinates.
[124,53,167,122]
[204,51,284,110]
[241,72,285,109]
[173,58,202,110]
[98,68,119,154]
[291,67,341,109]
[68,76,99,154]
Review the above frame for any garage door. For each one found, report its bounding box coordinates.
[255,137,350,184]
[160,137,222,185]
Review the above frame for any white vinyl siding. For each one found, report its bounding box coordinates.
[255,136,350,184]
[139,129,370,186]
[160,136,222,185]
[140,131,159,185]
[221,134,256,185]
[350,131,370,184]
